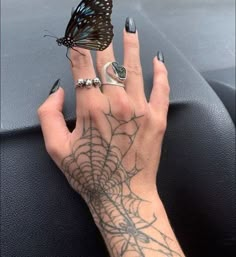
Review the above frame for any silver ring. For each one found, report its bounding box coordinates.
[75,78,102,89]
[102,62,127,88]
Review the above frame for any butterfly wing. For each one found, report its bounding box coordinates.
[65,0,113,51]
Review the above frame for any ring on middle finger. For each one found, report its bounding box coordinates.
[75,78,102,89]
[102,62,127,88]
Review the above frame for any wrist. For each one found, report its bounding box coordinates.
[85,187,162,228]
[83,182,184,257]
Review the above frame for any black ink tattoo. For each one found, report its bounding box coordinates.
[61,108,182,257]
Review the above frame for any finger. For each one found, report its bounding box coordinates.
[96,43,126,97]
[124,17,146,103]
[38,84,70,163]
[149,54,170,120]
[70,48,102,110]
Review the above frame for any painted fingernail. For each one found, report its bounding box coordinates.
[157,51,165,63]
[49,79,60,95]
[125,17,136,33]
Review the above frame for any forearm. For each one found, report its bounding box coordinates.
[87,191,185,257]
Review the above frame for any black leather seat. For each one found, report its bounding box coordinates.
[1,1,235,257]
[202,67,236,124]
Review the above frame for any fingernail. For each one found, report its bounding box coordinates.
[49,79,60,95]
[125,17,136,33]
[157,51,165,63]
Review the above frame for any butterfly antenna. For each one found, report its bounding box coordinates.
[66,48,86,67]
[43,30,58,39]
[66,48,74,67]
[71,47,86,57]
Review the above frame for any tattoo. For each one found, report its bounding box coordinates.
[61,108,182,257]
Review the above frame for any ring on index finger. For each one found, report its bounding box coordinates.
[102,62,127,88]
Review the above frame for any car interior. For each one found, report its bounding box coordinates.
[1,0,235,256]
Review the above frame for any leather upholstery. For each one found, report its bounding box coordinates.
[203,67,236,124]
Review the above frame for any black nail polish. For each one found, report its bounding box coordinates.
[125,17,136,33]
[49,79,60,95]
[157,51,165,63]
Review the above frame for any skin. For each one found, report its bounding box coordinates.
[38,27,185,257]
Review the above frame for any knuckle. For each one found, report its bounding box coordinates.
[45,141,60,159]
[118,97,130,111]
[113,96,132,117]
[155,63,168,76]
[37,106,56,121]
[71,51,91,66]
[88,105,102,119]
[164,100,170,112]
[96,59,106,71]
[160,67,168,76]
[86,100,104,121]
[126,63,143,76]
[96,57,114,72]
[154,116,168,134]
[37,104,48,117]
[159,118,168,133]
[88,98,102,113]
[162,82,171,95]
[137,104,149,117]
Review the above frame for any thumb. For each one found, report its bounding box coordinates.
[38,80,70,162]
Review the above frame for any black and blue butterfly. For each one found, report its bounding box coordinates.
[45,0,114,61]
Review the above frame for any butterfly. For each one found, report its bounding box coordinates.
[45,0,114,62]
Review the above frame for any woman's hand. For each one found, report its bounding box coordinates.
[38,17,184,257]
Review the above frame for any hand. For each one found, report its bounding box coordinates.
[38,17,184,257]
[38,30,169,203]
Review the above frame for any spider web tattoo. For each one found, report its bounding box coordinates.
[61,108,182,257]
